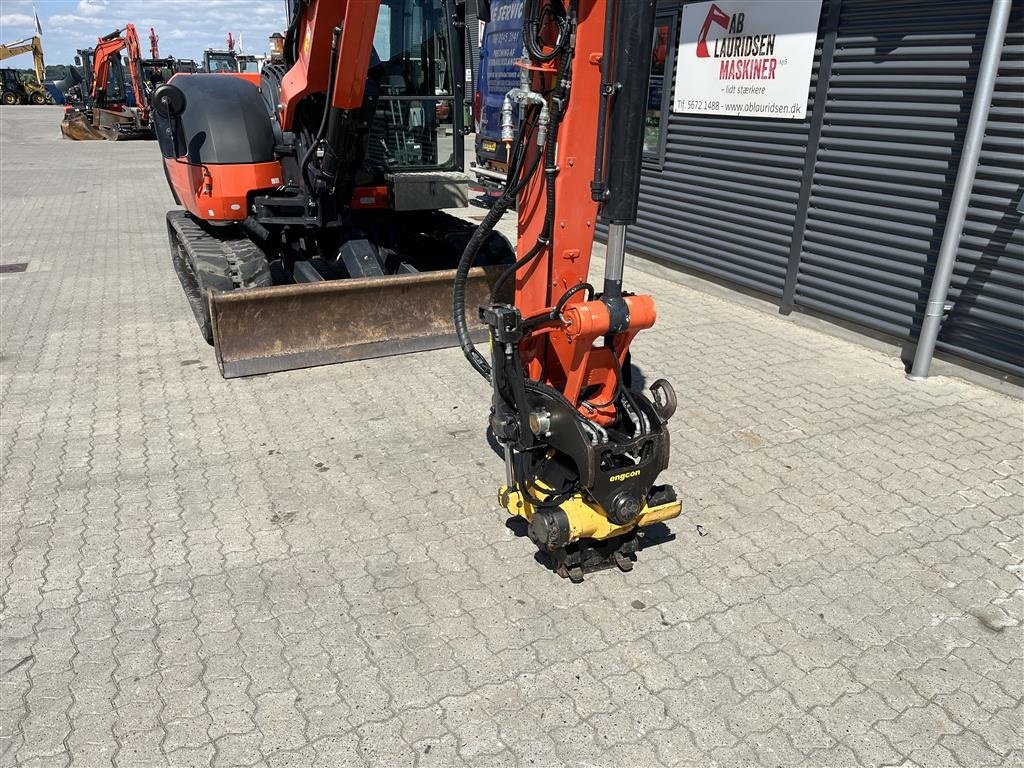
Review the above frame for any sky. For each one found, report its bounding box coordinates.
[0,0,289,65]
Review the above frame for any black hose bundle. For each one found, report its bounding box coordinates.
[453,1,577,382]
[300,25,342,191]
[524,0,571,63]
[452,104,541,380]
[453,193,513,380]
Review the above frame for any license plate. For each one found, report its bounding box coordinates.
[482,140,497,153]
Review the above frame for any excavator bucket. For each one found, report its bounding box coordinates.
[61,107,149,141]
[208,267,507,378]
[60,110,106,140]
[96,107,152,140]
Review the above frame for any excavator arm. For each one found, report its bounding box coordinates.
[0,38,35,63]
[88,25,144,109]
[455,0,681,580]
[31,36,43,84]
[277,0,380,127]
[87,25,146,115]
[90,24,146,114]
[123,24,148,122]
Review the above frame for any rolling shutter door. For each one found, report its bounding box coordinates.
[794,0,994,337]
[936,1,1024,377]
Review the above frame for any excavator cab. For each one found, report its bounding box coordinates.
[364,2,459,173]
[156,0,512,377]
[89,53,128,108]
[202,50,237,74]
[236,55,263,74]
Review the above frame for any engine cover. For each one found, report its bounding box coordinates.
[154,74,275,165]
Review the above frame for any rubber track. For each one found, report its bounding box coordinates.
[414,210,515,266]
[167,211,271,343]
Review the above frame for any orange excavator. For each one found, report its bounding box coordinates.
[153,0,680,576]
[61,23,150,140]
[153,0,511,376]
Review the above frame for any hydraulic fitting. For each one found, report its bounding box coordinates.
[502,51,549,147]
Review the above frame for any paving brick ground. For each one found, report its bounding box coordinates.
[1,108,1022,768]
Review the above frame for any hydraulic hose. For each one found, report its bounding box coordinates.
[453,126,547,381]
[300,25,342,190]
[453,194,514,380]
[453,106,541,381]
[488,73,563,304]
[454,0,576,381]
[524,0,570,63]
[522,282,594,330]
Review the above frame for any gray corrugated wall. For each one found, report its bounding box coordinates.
[796,0,1022,378]
[622,2,827,297]
[622,0,1023,378]
[937,1,1023,375]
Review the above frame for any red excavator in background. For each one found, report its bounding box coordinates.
[154,0,680,577]
[61,24,151,140]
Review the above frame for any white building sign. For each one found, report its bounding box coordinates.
[672,0,822,120]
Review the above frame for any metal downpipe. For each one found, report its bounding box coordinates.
[908,0,1012,381]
